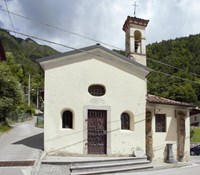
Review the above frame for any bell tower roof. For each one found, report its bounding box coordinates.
[123,16,149,32]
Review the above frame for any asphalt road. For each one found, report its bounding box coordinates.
[0,118,44,175]
[123,156,200,175]
[1,119,200,175]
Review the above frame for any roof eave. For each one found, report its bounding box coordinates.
[37,44,152,73]
[147,101,195,108]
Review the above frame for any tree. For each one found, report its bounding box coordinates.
[146,34,200,105]
[0,62,24,121]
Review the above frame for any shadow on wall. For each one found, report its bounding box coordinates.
[12,133,44,150]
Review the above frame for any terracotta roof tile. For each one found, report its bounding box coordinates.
[147,94,195,107]
[123,16,149,32]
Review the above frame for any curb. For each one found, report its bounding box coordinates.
[32,151,46,175]
[151,162,192,171]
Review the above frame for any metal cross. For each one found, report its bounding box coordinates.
[133,1,138,17]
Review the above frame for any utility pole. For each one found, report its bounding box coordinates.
[28,74,31,106]
[36,89,39,109]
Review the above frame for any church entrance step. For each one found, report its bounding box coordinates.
[39,156,153,175]
[69,157,153,175]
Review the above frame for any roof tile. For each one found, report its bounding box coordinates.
[147,94,195,107]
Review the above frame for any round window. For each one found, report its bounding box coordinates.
[88,85,105,96]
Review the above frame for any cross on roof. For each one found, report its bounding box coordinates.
[133,1,138,17]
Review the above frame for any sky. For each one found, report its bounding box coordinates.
[0,0,200,52]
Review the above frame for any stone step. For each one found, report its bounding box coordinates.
[70,157,153,175]
[70,164,153,175]
[70,157,148,166]
[41,156,147,165]
[71,160,150,173]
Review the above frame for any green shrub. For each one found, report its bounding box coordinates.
[16,104,35,117]
[191,128,200,142]
[0,121,11,133]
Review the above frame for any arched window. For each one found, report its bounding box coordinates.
[134,30,141,53]
[62,110,73,129]
[121,112,130,130]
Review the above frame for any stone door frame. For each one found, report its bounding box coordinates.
[83,105,111,155]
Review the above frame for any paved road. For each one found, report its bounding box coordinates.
[0,118,44,175]
[122,156,200,175]
[1,121,200,175]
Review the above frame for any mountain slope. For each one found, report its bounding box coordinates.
[147,34,200,105]
[1,28,200,105]
[0,29,58,105]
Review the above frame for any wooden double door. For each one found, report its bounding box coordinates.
[87,110,107,154]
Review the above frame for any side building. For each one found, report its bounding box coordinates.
[146,94,194,161]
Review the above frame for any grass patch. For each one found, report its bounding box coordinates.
[0,122,11,133]
[191,128,200,142]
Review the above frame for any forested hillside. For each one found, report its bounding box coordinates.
[0,29,57,88]
[147,34,200,105]
[0,29,58,120]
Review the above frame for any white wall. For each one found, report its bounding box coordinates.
[190,113,200,126]
[44,57,147,156]
[147,104,190,161]
[131,54,147,66]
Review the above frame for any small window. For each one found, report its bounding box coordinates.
[121,112,130,130]
[155,114,166,132]
[62,110,73,128]
[88,85,105,96]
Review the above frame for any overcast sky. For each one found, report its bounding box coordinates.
[0,0,200,52]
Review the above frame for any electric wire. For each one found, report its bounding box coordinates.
[147,57,200,78]
[1,7,200,78]
[0,8,122,50]
[151,70,200,85]
[1,5,200,84]
[2,27,200,86]
[3,0,16,37]
[0,27,132,65]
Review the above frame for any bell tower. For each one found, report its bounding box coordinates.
[123,16,149,66]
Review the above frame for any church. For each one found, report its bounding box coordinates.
[38,15,193,162]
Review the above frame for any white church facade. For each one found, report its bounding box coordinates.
[38,16,193,162]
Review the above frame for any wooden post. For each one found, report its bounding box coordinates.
[176,111,186,162]
[146,111,153,161]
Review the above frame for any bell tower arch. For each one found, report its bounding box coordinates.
[123,16,149,65]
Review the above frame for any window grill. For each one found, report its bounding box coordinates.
[155,114,166,132]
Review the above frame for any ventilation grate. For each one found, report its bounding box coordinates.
[0,160,35,167]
